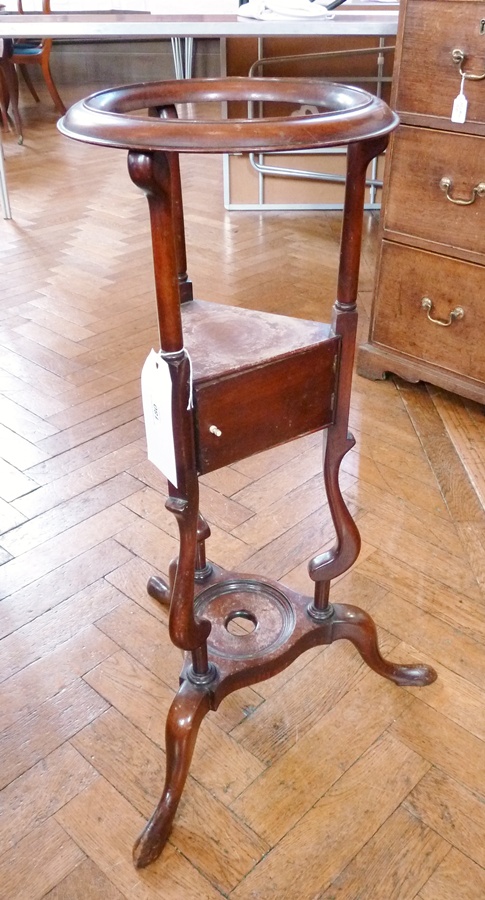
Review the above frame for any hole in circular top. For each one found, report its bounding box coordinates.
[225,609,258,636]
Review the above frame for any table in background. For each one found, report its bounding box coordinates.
[1,3,399,211]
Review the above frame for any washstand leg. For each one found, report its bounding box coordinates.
[147,574,171,606]
[133,678,211,868]
[147,511,212,606]
[330,604,437,686]
[195,512,212,581]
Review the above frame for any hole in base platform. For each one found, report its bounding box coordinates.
[225,609,258,635]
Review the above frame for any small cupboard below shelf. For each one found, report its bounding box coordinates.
[357,0,485,404]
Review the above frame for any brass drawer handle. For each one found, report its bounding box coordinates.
[452,48,485,80]
[439,176,485,205]
[421,297,465,327]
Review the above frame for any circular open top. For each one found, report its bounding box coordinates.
[58,77,398,154]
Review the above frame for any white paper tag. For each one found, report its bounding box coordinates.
[141,349,178,487]
[451,76,468,124]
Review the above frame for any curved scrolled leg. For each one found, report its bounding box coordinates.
[147,574,171,606]
[330,603,437,686]
[41,58,66,116]
[133,679,211,868]
[19,64,41,104]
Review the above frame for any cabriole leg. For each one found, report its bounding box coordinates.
[330,604,437,686]
[133,679,211,868]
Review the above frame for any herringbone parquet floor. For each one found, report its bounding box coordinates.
[1,91,485,900]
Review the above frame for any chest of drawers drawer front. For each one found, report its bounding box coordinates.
[395,0,485,128]
[372,242,485,381]
[383,125,485,257]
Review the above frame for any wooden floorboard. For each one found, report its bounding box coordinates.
[1,91,484,899]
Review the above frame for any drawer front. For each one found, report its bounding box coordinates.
[395,0,485,127]
[194,340,339,475]
[372,242,485,380]
[383,125,485,255]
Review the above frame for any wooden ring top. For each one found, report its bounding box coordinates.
[58,76,398,153]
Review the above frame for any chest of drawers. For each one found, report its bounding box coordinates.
[357,0,485,404]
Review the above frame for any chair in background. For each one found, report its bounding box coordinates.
[0,36,22,143]
[59,77,437,868]
[11,0,66,117]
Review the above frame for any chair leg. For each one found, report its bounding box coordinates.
[41,57,66,116]
[1,61,23,143]
[0,68,8,129]
[132,678,211,868]
[0,99,8,130]
[18,64,41,104]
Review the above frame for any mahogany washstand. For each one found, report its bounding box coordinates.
[59,78,437,868]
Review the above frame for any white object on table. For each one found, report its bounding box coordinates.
[238,0,334,21]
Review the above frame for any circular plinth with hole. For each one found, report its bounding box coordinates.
[194,579,296,661]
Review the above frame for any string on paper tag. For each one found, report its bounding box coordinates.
[186,350,194,411]
[451,74,468,124]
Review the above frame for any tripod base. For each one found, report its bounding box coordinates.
[134,564,436,868]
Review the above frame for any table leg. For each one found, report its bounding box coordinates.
[171,37,194,79]
[0,133,11,219]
